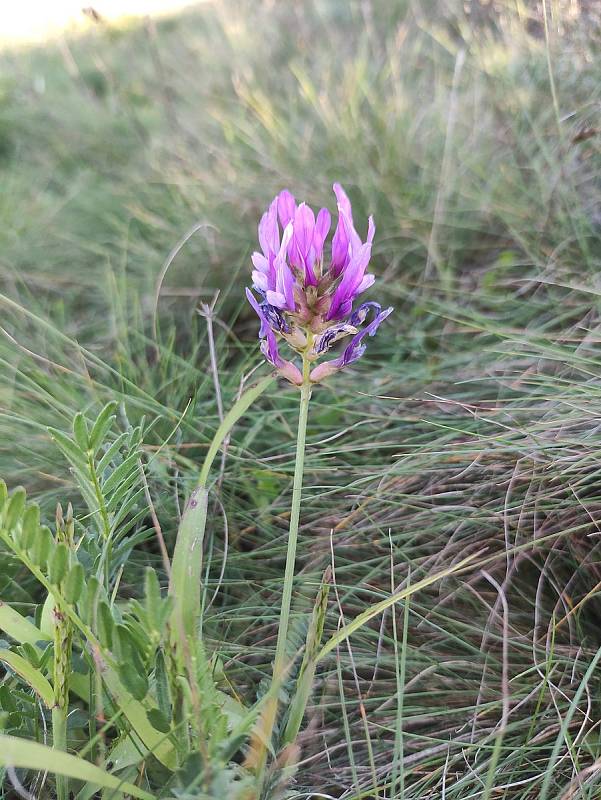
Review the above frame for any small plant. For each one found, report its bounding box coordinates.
[0,187,473,799]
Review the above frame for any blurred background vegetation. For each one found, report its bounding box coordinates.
[2,1,601,797]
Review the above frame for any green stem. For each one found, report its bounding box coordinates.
[52,707,68,800]
[253,360,311,784]
[272,360,311,679]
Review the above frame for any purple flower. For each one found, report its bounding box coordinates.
[246,185,391,384]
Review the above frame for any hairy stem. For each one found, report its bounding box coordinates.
[52,604,72,800]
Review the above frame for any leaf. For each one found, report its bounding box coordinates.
[107,735,145,772]
[97,600,114,649]
[146,708,170,734]
[80,575,101,624]
[19,504,40,550]
[144,568,162,634]
[106,469,141,513]
[96,432,129,475]
[0,650,54,707]
[102,453,140,497]
[88,402,118,453]
[29,526,53,568]
[49,428,87,469]
[63,563,85,603]
[48,543,69,585]
[317,553,479,662]
[118,662,149,702]
[73,413,89,451]
[154,649,171,719]
[0,601,51,645]
[100,670,176,770]
[168,487,209,640]
[0,735,156,800]
[111,488,146,529]
[4,486,26,531]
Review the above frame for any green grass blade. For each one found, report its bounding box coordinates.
[0,650,54,707]
[317,553,478,662]
[539,645,601,800]
[0,735,155,800]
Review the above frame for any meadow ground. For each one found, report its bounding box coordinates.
[1,1,601,797]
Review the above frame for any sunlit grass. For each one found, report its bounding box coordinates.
[0,1,194,46]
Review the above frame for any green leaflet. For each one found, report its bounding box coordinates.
[0,601,50,645]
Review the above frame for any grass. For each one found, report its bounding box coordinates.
[1,0,601,797]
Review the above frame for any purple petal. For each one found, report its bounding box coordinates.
[251,251,275,291]
[292,203,318,285]
[333,183,353,223]
[313,322,357,354]
[355,273,375,296]
[260,331,282,367]
[273,258,295,310]
[252,270,269,292]
[338,306,393,366]
[258,198,280,258]
[251,252,269,273]
[246,287,269,337]
[279,221,294,257]
[340,206,362,255]
[266,290,287,309]
[269,222,296,310]
[313,207,331,262]
[304,251,318,286]
[350,302,381,327]
[261,302,290,333]
[330,214,351,277]
[293,203,315,258]
[327,241,372,320]
[342,240,372,288]
[277,190,296,229]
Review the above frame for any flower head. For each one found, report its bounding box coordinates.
[247,185,392,384]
